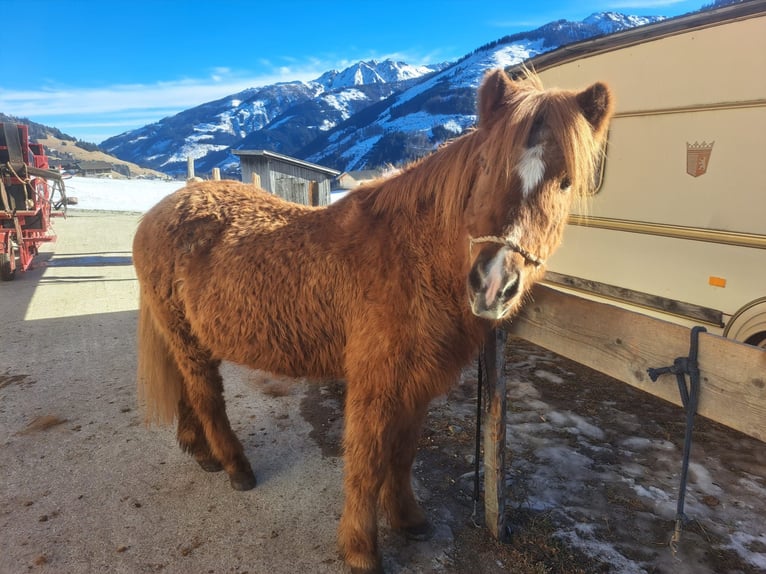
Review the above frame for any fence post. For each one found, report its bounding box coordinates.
[252,173,261,188]
[483,328,509,541]
[187,157,195,180]
[212,168,221,181]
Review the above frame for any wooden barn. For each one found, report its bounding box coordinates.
[233,149,339,206]
[335,169,385,190]
[78,160,113,177]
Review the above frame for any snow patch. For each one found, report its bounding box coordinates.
[63,176,182,212]
[534,369,563,384]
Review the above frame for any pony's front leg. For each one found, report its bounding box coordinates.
[378,402,433,540]
[338,386,394,574]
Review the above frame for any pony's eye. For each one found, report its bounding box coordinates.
[560,176,572,191]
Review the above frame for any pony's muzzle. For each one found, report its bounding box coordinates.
[468,246,524,320]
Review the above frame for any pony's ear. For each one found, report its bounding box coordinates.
[576,82,614,136]
[478,69,512,127]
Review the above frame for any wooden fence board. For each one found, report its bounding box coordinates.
[507,285,766,442]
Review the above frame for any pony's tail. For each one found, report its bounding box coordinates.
[137,293,182,425]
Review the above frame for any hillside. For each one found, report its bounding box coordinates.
[36,135,168,179]
[0,113,167,179]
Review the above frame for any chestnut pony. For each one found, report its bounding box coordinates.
[133,69,613,573]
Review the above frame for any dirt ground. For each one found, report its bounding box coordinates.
[1,212,765,574]
[299,340,766,574]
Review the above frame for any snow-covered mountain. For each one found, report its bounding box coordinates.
[315,59,439,90]
[102,12,662,176]
[302,12,662,171]
[101,60,445,176]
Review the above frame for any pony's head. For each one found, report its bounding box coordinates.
[465,70,614,320]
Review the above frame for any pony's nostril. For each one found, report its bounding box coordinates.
[468,266,483,292]
[501,274,521,300]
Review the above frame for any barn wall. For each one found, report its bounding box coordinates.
[240,156,333,205]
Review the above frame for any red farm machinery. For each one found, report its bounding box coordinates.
[1,122,71,281]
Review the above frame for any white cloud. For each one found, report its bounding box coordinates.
[1,72,314,119]
[0,66,327,142]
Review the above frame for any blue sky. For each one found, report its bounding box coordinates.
[1,0,707,143]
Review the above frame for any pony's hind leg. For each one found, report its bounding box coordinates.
[179,354,256,490]
[159,312,256,491]
[177,388,223,473]
[378,403,433,540]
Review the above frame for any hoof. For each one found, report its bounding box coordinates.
[196,458,224,473]
[229,469,257,491]
[344,551,383,574]
[402,520,434,541]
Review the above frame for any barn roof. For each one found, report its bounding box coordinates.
[232,149,340,176]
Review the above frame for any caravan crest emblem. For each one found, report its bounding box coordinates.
[686,141,714,177]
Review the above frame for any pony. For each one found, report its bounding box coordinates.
[133,69,614,574]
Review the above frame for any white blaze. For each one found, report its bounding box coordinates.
[516,144,545,196]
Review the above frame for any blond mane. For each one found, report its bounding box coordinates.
[365,71,604,227]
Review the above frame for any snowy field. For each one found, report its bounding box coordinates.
[62,176,349,213]
[62,176,186,213]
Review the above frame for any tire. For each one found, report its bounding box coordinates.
[1,252,15,281]
[725,298,766,348]
[745,332,766,349]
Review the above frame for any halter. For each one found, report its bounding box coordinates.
[469,235,545,268]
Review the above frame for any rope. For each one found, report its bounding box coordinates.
[472,347,484,526]
[469,235,545,268]
[5,161,31,184]
[647,325,707,554]
[0,178,12,213]
[3,161,32,209]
